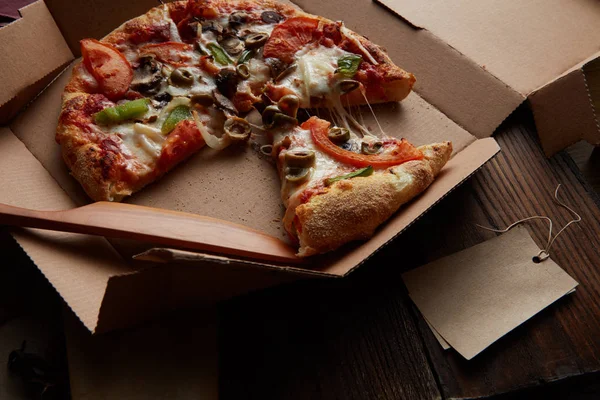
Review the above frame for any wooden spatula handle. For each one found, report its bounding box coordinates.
[0,202,300,264]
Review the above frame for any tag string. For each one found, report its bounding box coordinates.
[476,185,581,263]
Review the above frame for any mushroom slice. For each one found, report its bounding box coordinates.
[215,67,240,98]
[220,36,245,56]
[131,56,163,94]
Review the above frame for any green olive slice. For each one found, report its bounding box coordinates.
[277,94,299,118]
[285,167,310,183]
[361,141,383,155]
[328,127,350,144]
[190,93,214,107]
[244,33,269,49]
[236,63,250,79]
[169,68,194,87]
[285,149,315,168]
[224,116,251,142]
[273,113,297,127]
[262,105,280,127]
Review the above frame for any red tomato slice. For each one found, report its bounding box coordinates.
[302,117,424,168]
[263,17,321,63]
[139,42,192,67]
[81,39,133,101]
[158,120,206,172]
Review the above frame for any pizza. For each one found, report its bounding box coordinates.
[56,0,452,257]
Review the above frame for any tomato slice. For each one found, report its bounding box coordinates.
[81,39,133,101]
[263,17,321,63]
[302,117,424,168]
[139,42,192,67]
[157,120,206,172]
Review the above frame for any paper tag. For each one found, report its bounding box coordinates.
[425,318,450,350]
[403,227,578,360]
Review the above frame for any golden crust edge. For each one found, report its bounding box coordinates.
[293,141,453,257]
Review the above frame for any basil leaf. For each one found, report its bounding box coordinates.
[336,54,363,78]
[325,165,373,186]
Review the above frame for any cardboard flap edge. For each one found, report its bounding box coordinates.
[0,0,73,122]
[373,0,424,29]
[530,68,600,157]
[133,248,341,278]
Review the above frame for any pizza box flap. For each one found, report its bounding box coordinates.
[0,127,128,333]
[44,0,160,56]
[372,0,600,154]
[0,0,73,124]
[529,58,600,157]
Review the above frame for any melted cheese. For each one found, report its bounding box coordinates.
[295,45,350,100]
[165,67,217,97]
[109,120,164,166]
[274,127,352,207]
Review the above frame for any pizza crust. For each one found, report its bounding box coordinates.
[293,142,452,257]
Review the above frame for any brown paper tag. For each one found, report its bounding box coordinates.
[425,318,451,350]
[403,227,578,360]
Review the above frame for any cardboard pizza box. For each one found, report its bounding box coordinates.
[0,0,594,333]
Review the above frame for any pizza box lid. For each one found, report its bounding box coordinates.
[366,0,600,156]
[7,0,593,333]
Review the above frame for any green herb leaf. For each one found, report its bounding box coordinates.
[336,54,363,78]
[325,165,373,186]
[94,98,150,125]
[207,43,232,65]
[161,105,192,134]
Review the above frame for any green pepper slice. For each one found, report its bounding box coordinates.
[207,43,232,65]
[161,105,192,134]
[237,49,255,65]
[94,98,150,125]
[336,54,363,78]
[325,165,373,186]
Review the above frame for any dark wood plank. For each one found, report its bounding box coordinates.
[414,107,600,399]
[219,258,442,400]
[0,230,70,400]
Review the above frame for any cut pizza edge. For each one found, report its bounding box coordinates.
[289,140,453,257]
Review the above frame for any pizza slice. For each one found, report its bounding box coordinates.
[270,116,452,256]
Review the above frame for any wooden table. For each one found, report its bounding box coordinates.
[2,105,600,399]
